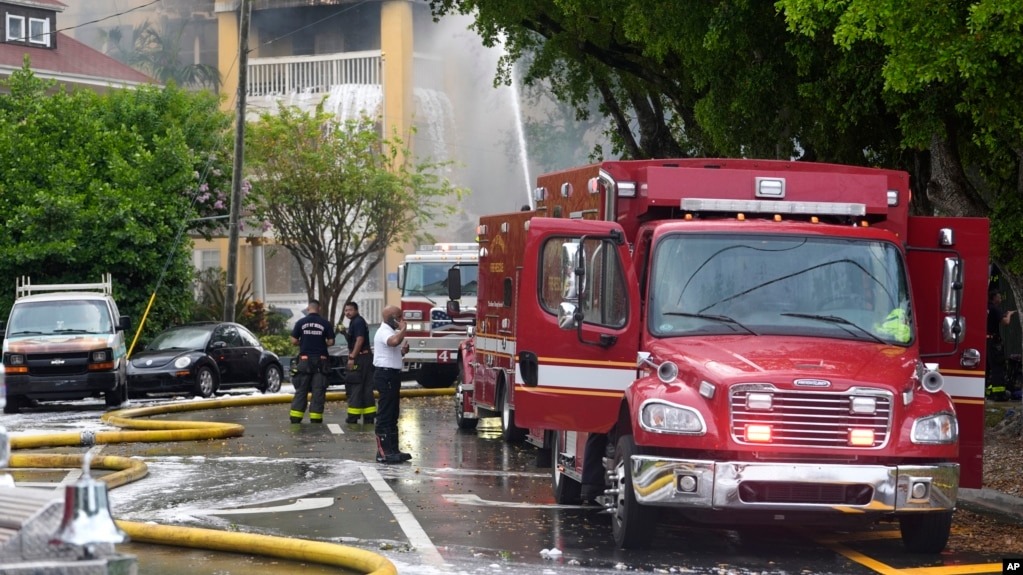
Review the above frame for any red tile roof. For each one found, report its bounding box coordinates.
[8,0,66,9]
[0,33,153,85]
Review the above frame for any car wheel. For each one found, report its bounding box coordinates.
[260,364,283,394]
[105,376,128,408]
[194,365,216,398]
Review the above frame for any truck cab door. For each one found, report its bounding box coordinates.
[514,218,641,432]
[906,216,988,489]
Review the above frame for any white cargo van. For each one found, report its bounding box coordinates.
[0,275,131,412]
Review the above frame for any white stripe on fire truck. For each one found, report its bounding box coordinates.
[533,363,635,391]
[939,374,984,400]
[475,335,515,356]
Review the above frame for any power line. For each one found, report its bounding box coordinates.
[55,0,162,36]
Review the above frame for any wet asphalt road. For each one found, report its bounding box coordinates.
[4,386,1017,575]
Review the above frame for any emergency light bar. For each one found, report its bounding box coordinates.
[681,198,867,217]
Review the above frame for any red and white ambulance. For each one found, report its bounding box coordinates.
[450,158,988,552]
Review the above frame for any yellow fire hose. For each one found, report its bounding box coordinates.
[6,386,456,575]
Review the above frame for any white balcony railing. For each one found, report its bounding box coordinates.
[246,51,445,98]
[247,50,382,97]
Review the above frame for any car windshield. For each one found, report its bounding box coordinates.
[649,233,912,345]
[402,262,478,297]
[146,326,212,351]
[7,300,112,335]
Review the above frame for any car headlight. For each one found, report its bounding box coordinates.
[91,350,110,363]
[640,400,706,435]
[911,412,958,444]
[7,354,24,366]
[174,356,192,369]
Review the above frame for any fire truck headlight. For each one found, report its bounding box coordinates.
[404,310,423,320]
[640,400,706,435]
[407,322,425,331]
[911,412,958,444]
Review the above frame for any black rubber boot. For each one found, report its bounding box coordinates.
[389,434,412,462]
[375,434,404,464]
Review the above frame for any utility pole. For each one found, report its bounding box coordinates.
[225,0,251,322]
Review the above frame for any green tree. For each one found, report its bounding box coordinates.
[778,0,1023,321]
[245,103,465,322]
[0,61,235,341]
[430,0,1023,316]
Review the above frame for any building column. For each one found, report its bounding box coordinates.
[380,0,415,307]
[215,1,241,113]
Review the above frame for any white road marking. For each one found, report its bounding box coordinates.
[202,497,336,516]
[361,465,446,568]
[443,493,588,510]
[327,423,343,435]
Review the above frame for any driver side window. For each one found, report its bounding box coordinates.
[539,236,628,328]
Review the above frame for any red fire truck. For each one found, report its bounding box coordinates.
[398,242,478,388]
[449,158,988,552]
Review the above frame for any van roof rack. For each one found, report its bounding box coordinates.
[15,273,113,299]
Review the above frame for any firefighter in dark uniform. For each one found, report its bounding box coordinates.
[289,299,335,424]
[343,301,376,424]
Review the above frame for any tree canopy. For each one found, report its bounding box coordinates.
[244,103,465,322]
[430,0,1023,299]
[0,62,234,340]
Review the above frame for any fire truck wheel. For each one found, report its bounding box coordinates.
[898,510,952,553]
[498,382,526,443]
[551,432,581,504]
[611,434,657,549]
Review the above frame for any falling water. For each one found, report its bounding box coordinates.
[316,84,452,162]
[508,65,533,208]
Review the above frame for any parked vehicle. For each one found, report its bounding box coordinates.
[449,158,989,553]
[1,275,131,412]
[398,243,478,388]
[128,322,283,398]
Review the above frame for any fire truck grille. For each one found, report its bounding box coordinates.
[26,352,90,377]
[730,388,892,448]
[737,481,874,505]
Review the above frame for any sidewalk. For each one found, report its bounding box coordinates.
[958,488,1023,522]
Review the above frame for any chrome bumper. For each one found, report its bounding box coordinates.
[630,456,959,513]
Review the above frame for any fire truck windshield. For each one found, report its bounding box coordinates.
[402,262,478,297]
[649,233,912,345]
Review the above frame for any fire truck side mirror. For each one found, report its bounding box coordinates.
[447,267,462,301]
[396,264,405,291]
[941,316,963,344]
[940,256,963,344]
[940,257,961,314]
[558,302,579,330]
[446,300,461,316]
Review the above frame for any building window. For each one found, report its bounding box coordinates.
[199,249,220,271]
[28,18,49,46]
[6,15,25,42]
[290,255,310,293]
